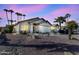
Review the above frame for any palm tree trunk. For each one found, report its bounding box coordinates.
[59,23,61,30]
[66,18,68,22]
[68,29,72,40]
[11,12,12,25]
[6,12,9,25]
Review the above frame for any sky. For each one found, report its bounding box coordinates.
[0,4,79,26]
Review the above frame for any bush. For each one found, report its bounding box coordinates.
[51,30,57,34]
[58,30,65,34]
[4,25,14,33]
[58,29,74,34]
[20,31,28,34]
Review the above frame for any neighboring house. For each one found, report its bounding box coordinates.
[14,17,52,34]
[50,25,58,31]
[76,23,79,33]
[50,24,65,31]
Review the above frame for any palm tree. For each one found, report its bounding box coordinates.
[54,16,66,30]
[67,21,78,40]
[8,9,14,25]
[15,12,22,22]
[64,13,71,22]
[15,12,20,22]
[19,13,22,20]
[23,14,26,20]
[9,20,16,25]
[3,9,9,25]
[15,12,19,20]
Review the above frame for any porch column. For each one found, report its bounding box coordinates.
[30,23,33,33]
[16,24,20,34]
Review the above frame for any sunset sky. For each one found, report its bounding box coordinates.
[0,4,79,26]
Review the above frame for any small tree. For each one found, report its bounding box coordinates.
[5,25,14,33]
[64,13,71,22]
[67,21,78,40]
[54,16,66,30]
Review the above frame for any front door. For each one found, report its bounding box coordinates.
[33,23,39,33]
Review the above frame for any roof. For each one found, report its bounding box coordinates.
[14,17,52,26]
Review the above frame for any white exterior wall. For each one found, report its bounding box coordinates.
[38,23,51,33]
[14,19,51,34]
[14,22,30,34]
[29,23,33,33]
[14,24,20,34]
[20,22,30,32]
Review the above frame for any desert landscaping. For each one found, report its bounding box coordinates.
[0,34,79,55]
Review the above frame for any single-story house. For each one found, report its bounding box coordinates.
[76,23,79,33]
[13,17,52,34]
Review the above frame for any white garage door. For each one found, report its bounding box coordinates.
[38,26,50,33]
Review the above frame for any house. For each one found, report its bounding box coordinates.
[14,17,52,34]
[76,23,79,34]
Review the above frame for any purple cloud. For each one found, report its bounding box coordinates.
[8,4,48,14]
[43,5,79,23]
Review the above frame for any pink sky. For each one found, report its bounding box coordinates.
[8,4,48,14]
[43,5,79,24]
[0,4,79,26]
[0,4,48,19]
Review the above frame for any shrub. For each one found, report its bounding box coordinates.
[4,25,14,33]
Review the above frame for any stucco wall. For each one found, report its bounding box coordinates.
[14,20,51,34]
[14,22,30,33]
[37,23,51,33]
[20,22,30,32]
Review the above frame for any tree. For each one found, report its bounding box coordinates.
[3,9,9,25]
[5,25,14,33]
[15,12,20,20]
[19,13,22,20]
[8,9,14,25]
[23,14,26,20]
[0,18,2,32]
[54,16,66,30]
[64,13,71,22]
[15,12,22,22]
[67,21,78,40]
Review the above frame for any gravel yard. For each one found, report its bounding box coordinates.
[0,34,79,55]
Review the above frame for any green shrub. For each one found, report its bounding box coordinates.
[5,25,14,33]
